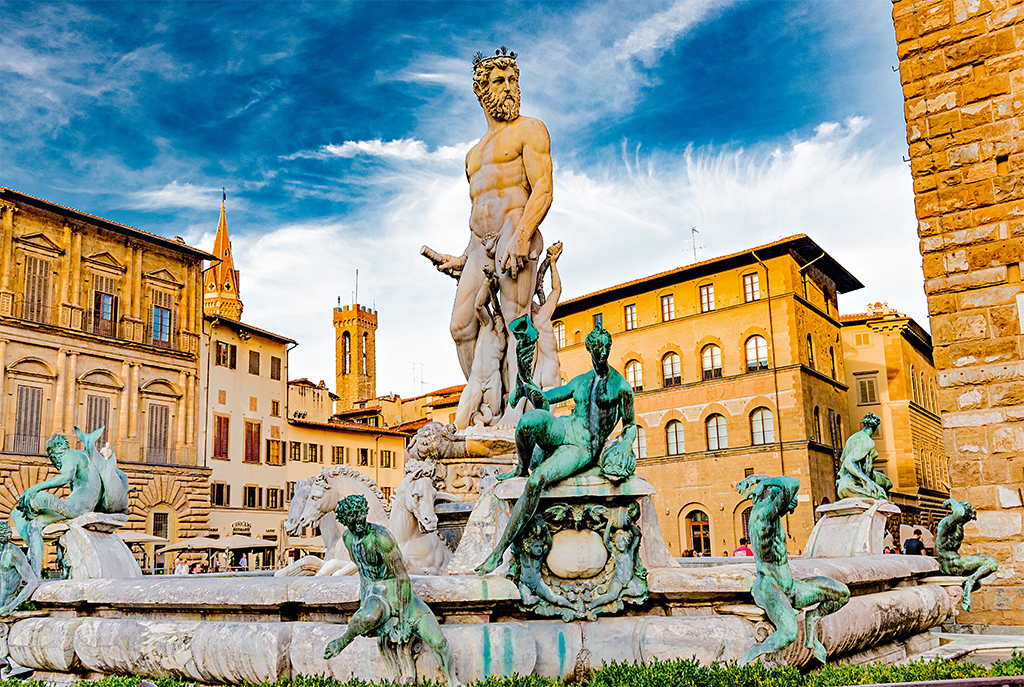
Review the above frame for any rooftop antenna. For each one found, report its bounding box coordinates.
[337,296,341,307]
[691,227,699,263]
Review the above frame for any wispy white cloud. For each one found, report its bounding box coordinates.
[283,138,474,162]
[122,181,228,210]
[616,0,740,64]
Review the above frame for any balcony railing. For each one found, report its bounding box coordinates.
[7,298,58,326]
[3,433,44,455]
[141,445,198,467]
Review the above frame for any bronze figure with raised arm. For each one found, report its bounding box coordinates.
[476,326,636,575]
[736,474,850,665]
[935,498,998,612]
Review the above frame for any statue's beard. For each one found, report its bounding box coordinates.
[479,88,520,121]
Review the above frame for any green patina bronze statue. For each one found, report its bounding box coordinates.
[935,498,997,612]
[11,426,129,576]
[836,413,892,501]
[323,495,460,687]
[737,474,850,665]
[0,522,38,617]
[476,324,636,575]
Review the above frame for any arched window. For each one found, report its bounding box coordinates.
[553,322,565,349]
[361,332,368,375]
[829,347,836,379]
[702,345,723,380]
[920,372,926,407]
[666,420,684,456]
[813,406,822,442]
[662,352,681,387]
[836,415,843,446]
[745,336,768,372]
[625,360,643,392]
[741,506,753,542]
[705,414,727,450]
[686,510,711,555]
[342,332,351,374]
[911,366,918,403]
[806,335,814,367]
[750,407,774,445]
[633,427,647,459]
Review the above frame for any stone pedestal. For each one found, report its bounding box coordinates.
[803,498,900,558]
[42,513,141,580]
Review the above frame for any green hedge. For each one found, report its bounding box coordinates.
[2,651,1022,687]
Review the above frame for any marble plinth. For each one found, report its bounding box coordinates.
[42,513,140,580]
[803,498,900,558]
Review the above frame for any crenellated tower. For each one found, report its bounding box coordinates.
[334,302,377,410]
[203,195,243,320]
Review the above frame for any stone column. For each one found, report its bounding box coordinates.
[0,339,7,441]
[184,372,194,446]
[65,352,78,433]
[0,204,16,316]
[59,224,71,303]
[118,360,130,445]
[122,244,134,336]
[128,364,139,439]
[70,230,82,304]
[132,248,143,320]
[176,370,187,457]
[52,350,67,434]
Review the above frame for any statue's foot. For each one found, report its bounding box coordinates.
[324,639,344,660]
[961,595,972,612]
[495,469,521,482]
[475,552,502,575]
[809,638,828,664]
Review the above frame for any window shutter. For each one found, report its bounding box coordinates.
[14,385,43,453]
[86,395,110,445]
[226,484,230,507]
[230,344,237,369]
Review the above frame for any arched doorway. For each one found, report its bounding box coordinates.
[685,509,711,555]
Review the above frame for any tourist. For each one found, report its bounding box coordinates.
[238,553,248,571]
[902,529,925,555]
[733,537,754,557]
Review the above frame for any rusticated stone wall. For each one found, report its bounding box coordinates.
[891,0,1024,624]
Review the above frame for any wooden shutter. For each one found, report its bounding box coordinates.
[14,385,43,454]
[229,344,237,369]
[147,404,169,463]
[214,416,229,458]
[858,378,878,405]
[24,256,50,322]
[85,395,110,445]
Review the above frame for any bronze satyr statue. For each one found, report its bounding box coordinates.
[935,499,998,612]
[737,475,850,665]
[476,325,636,575]
[0,522,38,617]
[836,413,892,501]
[323,495,459,687]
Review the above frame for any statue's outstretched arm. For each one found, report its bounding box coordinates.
[21,462,75,501]
[542,380,575,404]
[944,498,967,523]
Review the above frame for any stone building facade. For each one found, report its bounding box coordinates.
[553,235,863,555]
[0,187,213,566]
[840,303,947,529]
[892,0,1024,624]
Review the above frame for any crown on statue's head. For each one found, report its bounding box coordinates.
[473,45,518,70]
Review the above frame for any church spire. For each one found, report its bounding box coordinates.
[203,191,243,320]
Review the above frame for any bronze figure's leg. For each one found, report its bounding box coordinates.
[792,576,850,663]
[415,612,461,686]
[740,576,798,665]
[323,595,387,659]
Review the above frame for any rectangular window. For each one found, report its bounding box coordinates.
[266,488,280,510]
[92,276,118,337]
[152,512,169,540]
[146,404,170,464]
[270,356,282,381]
[150,291,174,347]
[381,486,393,502]
[554,322,565,349]
[214,416,230,459]
[661,294,675,322]
[857,376,879,405]
[243,485,260,508]
[14,385,43,454]
[286,482,296,501]
[210,483,230,507]
[244,421,261,463]
[271,400,280,417]
[358,448,369,466]
[623,304,637,331]
[308,443,318,463]
[248,351,260,375]
[743,273,761,302]
[290,441,301,461]
[332,446,344,464]
[266,439,284,465]
[215,341,237,368]
[380,450,392,468]
[24,256,51,324]
[699,284,715,312]
[593,313,603,329]
[85,395,110,446]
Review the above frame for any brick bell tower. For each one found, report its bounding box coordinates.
[334,301,377,411]
[203,192,243,320]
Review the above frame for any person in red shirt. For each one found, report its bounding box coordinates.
[733,537,754,557]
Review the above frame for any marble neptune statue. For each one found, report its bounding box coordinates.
[836,413,892,501]
[323,495,459,687]
[422,46,556,429]
[935,498,997,612]
[736,474,850,665]
[11,426,129,576]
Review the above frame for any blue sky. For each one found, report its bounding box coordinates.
[2,0,921,396]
